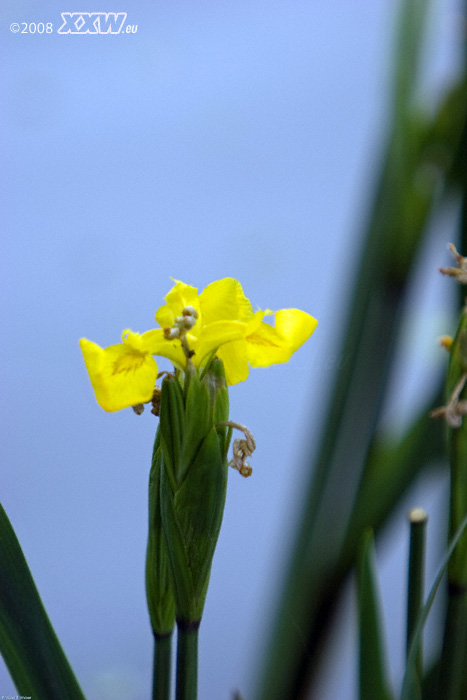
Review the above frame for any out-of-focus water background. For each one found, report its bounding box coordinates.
[1,1,462,698]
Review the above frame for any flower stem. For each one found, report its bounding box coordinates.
[153,633,172,700]
[438,590,467,700]
[406,508,427,698]
[176,621,199,700]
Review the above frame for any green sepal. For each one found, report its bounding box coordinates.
[145,430,176,637]
[160,428,228,622]
[160,374,185,487]
[175,427,228,608]
[160,454,197,621]
[203,357,230,459]
[358,530,393,700]
[181,369,211,481]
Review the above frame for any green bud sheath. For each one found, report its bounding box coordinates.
[446,307,467,587]
[146,430,176,637]
[159,359,230,624]
[159,372,186,487]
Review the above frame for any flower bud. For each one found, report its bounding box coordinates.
[145,432,175,637]
[158,359,230,623]
[159,373,185,483]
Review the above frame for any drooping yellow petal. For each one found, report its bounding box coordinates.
[80,338,158,412]
[199,278,253,325]
[246,309,318,367]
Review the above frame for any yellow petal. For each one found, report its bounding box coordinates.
[246,309,318,367]
[193,320,248,367]
[121,328,146,350]
[199,278,253,325]
[79,338,158,412]
[140,328,187,369]
[216,340,250,385]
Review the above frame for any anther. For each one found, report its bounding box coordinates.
[182,306,198,318]
[164,327,180,340]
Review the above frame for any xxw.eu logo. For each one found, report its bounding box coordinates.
[58,12,130,34]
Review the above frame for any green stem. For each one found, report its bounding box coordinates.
[438,589,467,700]
[153,633,172,700]
[176,621,199,700]
[406,507,427,697]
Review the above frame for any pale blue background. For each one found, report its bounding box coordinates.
[1,1,461,698]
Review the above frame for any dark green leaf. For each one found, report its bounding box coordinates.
[358,531,393,700]
[0,504,86,700]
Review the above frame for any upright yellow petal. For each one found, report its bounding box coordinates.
[199,278,253,325]
[80,338,158,412]
[152,278,256,370]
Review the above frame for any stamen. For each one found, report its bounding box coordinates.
[164,327,180,340]
[217,421,256,477]
[164,307,199,359]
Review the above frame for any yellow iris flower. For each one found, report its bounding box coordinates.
[80,277,317,411]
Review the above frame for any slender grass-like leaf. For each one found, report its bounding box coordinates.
[358,531,393,700]
[0,504,86,700]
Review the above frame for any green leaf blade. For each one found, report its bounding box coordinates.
[0,504,87,700]
[358,530,393,700]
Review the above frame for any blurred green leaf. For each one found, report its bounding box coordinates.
[392,0,427,117]
[358,531,393,700]
[254,0,467,694]
[422,661,440,700]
